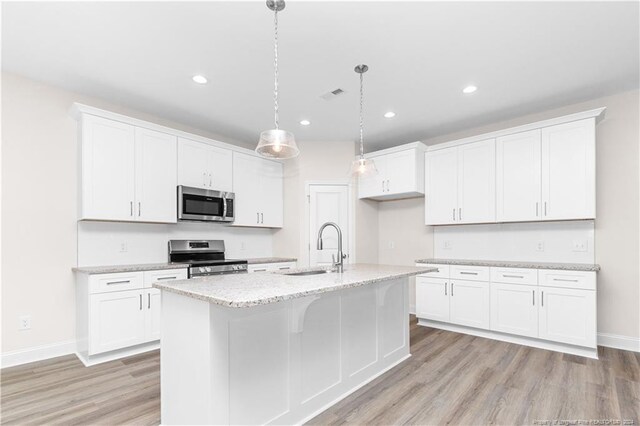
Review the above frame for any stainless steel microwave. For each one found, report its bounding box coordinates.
[177,186,235,223]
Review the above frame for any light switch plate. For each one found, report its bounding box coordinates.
[572,240,588,252]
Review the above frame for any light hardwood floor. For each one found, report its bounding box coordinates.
[1,317,638,425]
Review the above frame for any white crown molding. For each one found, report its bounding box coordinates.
[364,141,427,158]
[598,332,640,353]
[1,340,76,369]
[426,107,607,152]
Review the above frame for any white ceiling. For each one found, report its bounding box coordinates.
[2,1,639,151]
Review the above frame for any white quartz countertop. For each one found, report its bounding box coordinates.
[154,263,435,308]
[415,258,600,272]
[73,262,189,274]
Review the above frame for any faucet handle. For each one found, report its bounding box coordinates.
[342,253,348,260]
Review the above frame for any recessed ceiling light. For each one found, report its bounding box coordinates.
[384,111,396,118]
[192,75,208,84]
[300,120,311,126]
[463,85,477,94]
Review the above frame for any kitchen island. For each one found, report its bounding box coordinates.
[154,263,432,425]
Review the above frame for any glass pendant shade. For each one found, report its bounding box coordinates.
[256,128,299,159]
[350,156,377,178]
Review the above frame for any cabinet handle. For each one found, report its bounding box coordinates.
[460,271,478,275]
[261,213,264,224]
[382,180,385,192]
[386,180,390,192]
[503,274,524,279]
[148,293,151,309]
[130,201,133,217]
[532,290,535,306]
[138,202,141,217]
[459,208,462,221]
[451,282,454,296]
[544,202,547,216]
[254,268,267,272]
[106,280,130,286]
[157,276,177,281]
[279,266,291,270]
[452,208,456,221]
[139,294,143,310]
[444,282,447,296]
[257,212,260,224]
[541,291,544,307]
[209,173,212,187]
[552,278,579,282]
[203,172,207,187]
[536,202,539,217]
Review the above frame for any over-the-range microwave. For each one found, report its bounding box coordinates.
[177,185,235,223]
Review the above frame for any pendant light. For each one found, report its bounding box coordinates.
[256,0,299,159]
[350,64,377,177]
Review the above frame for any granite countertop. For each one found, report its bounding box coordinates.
[154,263,435,308]
[73,263,189,274]
[238,257,298,265]
[415,258,600,272]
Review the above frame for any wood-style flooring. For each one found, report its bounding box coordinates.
[2,317,638,425]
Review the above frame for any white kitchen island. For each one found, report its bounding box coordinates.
[154,264,432,425]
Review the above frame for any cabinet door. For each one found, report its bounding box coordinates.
[538,286,596,348]
[425,149,458,225]
[134,128,177,223]
[208,145,233,193]
[178,138,213,190]
[386,150,416,195]
[232,152,261,226]
[541,119,595,220]
[89,290,145,355]
[415,277,449,322]
[81,115,135,221]
[259,158,283,227]
[449,280,490,330]
[457,139,496,224]
[496,130,541,222]
[145,288,162,342]
[358,155,386,199]
[490,283,538,338]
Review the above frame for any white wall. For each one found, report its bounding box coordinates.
[0,72,262,355]
[378,89,640,341]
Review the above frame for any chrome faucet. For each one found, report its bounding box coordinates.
[316,222,347,273]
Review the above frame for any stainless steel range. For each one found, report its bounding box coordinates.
[168,240,248,277]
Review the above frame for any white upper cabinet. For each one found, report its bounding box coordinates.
[232,152,283,228]
[425,139,496,225]
[135,128,177,223]
[496,130,542,222]
[358,143,426,201]
[80,115,177,223]
[541,119,595,220]
[178,138,232,192]
[81,115,136,221]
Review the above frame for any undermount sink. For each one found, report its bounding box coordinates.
[285,270,331,276]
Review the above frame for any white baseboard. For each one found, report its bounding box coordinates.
[1,340,76,369]
[598,332,640,352]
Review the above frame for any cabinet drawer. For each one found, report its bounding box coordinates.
[89,272,144,294]
[490,267,538,285]
[143,269,188,287]
[450,265,489,282]
[538,270,595,290]
[415,264,449,279]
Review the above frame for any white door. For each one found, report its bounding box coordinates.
[89,290,145,355]
[415,277,450,322]
[457,139,496,224]
[385,150,415,195]
[541,119,596,220]
[232,152,260,226]
[178,138,213,190]
[309,184,350,266]
[490,283,538,338]
[258,158,283,227]
[538,286,596,348]
[449,280,490,330]
[496,130,542,222]
[134,128,177,223]
[145,288,162,342]
[425,148,458,225]
[358,155,386,199]
[81,115,135,221]
[207,145,233,192]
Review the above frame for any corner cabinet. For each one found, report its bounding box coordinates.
[79,114,177,223]
[232,152,283,228]
[358,142,427,200]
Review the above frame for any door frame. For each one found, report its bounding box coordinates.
[304,180,356,267]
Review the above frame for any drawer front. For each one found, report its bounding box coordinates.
[248,262,297,273]
[89,272,144,294]
[538,269,596,291]
[450,265,490,282]
[143,269,188,288]
[490,267,538,285]
[415,263,449,279]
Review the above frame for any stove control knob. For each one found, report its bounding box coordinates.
[204,267,211,273]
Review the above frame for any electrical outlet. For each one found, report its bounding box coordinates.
[19,315,31,331]
[572,240,587,252]
[119,242,128,253]
[389,241,395,249]
[443,241,452,250]
[240,242,246,251]
[536,241,545,252]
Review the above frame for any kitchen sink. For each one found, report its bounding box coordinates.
[284,270,331,276]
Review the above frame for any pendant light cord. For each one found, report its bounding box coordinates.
[274,9,279,130]
[359,71,364,158]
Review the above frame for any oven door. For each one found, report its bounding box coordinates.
[178,186,235,222]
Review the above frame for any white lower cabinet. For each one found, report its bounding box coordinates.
[491,283,538,338]
[538,286,596,348]
[145,288,162,341]
[89,289,146,355]
[415,277,450,322]
[449,279,490,329]
[247,261,296,273]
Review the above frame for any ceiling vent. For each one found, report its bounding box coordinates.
[321,88,346,101]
